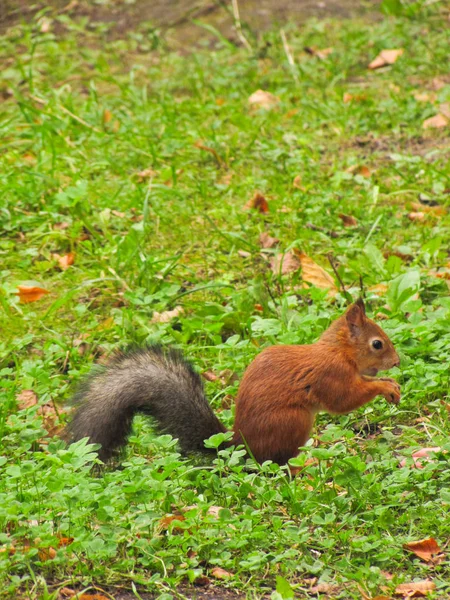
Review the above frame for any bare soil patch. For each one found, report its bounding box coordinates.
[1,0,381,46]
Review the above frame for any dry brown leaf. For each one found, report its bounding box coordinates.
[244,191,269,214]
[369,283,389,296]
[218,172,233,186]
[15,285,50,304]
[292,174,303,189]
[194,576,211,587]
[57,536,74,547]
[103,109,112,124]
[151,306,184,324]
[202,371,219,382]
[38,403,60,435]
[414,91,437,103]
[403,538,442,562]
[343,92,367,103]
[237,249,251,258]
[59,588,76,598]
[78,595,110,600]
[111,210,126,218]
[210,567,233,580]
[359,165,371,178]
[304,46,333,60]
[295,251,338,295]
[284,108,299,118]
[394,580,435,597]
[38,547,57,561]
[270,250,301,275]
[136,167,158,182]
[52,252,75,270]
[368,48,404,70]
[439,102,450,119]
[422,113,448,129]
[159,514,185,531]
[338,213,358,227]
[410,202,445,216]
[248,89,280,110]
[53,222,70,230]
[39,18,52,33]
[407,212,426,221]
[310,582,340,594]
[16,390,38,410]
[259,231,279,248]
[430,77,446,91]
[399,447,443,469]
[206,506,222,517]
[346,164,371,178]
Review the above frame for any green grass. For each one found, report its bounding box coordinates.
[1,3,450,598]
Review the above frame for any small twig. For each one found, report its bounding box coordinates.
[107,267,132,292]
[194,140,226,168]
[359,275,366,298]
[327,253,348,299]
[263,279,280,309]
[364,214,382,245]
[28,94,102,133]
[231,0,252,51]
[280,29,300,83]
[305,222,339,239]
[59,104,102,133]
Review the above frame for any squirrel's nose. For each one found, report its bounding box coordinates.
[392,356,401,368]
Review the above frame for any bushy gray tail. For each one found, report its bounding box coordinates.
[66,345,227,461]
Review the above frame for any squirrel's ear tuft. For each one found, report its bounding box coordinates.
[355,297,366,315]
[345,300,366,337]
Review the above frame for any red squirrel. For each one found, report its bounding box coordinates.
[66,299,400,465]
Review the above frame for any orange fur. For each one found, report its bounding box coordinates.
[232,300,400,464]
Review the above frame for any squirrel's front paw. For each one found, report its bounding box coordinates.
[381,380,401,405]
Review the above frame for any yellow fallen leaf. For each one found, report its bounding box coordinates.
[369,283,389,296]
[248,89,280,110]
[15,285,50,304]
[368,48,404,69]
[103,109,112,124]
[295,251,338,295]
[423,113,448,129]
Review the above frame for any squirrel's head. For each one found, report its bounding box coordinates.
[345,298,400,376]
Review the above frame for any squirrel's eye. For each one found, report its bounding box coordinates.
[372,340,383,350]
